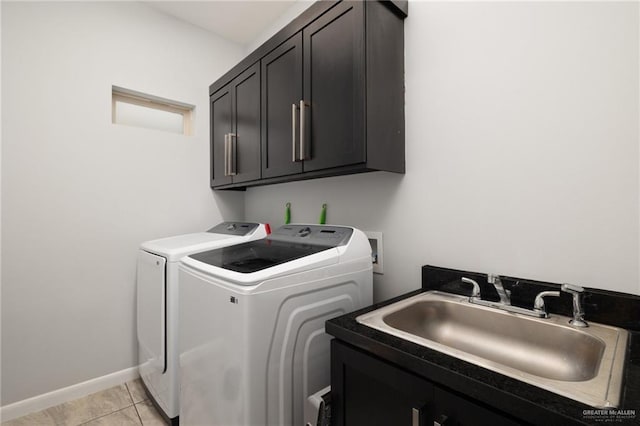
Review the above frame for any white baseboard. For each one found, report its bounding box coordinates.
[0,366,140,422]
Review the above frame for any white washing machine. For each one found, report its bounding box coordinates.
[136,222,268,424]
[178,224,373,426]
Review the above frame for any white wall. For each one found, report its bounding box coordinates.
[244,0,314,54]
[245,1,640,302]
[1,2,244,405]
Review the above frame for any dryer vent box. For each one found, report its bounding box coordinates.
[365,231,383,274]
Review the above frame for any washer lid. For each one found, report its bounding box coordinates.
[188,239,332,273]
[186,224,353,273]
[141,222,266,261]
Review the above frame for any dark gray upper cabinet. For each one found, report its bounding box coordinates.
[210,62,261,187]
[210,0,407,190]
[302,1,365,173]
[210,85,232,187]
[261,33,303,178]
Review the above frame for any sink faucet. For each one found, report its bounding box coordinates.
[561,283,588,327]
[463,276,556,319]
[461,277,481,299]
[488,274,510,305]
[533,291,560,318]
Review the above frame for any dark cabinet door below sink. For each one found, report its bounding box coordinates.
[332,339,432,426]
[431,386,523,426]
[331,340,522,426]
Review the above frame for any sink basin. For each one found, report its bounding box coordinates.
[356,291,628,408]
[383,299,605,382]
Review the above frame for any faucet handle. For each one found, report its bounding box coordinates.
[461,277,481,298]
[533,291,560,318]
[561,283,584,294]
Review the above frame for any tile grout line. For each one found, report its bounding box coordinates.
[125,383,144,425]
[133,403,145,426]
[132,403,145,426]
[76,406,137,426]
[75,383,137,426]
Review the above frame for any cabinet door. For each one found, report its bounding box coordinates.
[210,86,233,187]
[231,63,261,183]
[431,386,521,426]
[332,340,523,426]
[303,1,366,172]
[261,33,303,178]
[332,340,433,426]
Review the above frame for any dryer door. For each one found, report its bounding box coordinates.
[137,250,167,374]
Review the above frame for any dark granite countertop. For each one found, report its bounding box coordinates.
[326,288,640,426]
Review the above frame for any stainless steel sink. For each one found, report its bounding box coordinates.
[356,291,628,408]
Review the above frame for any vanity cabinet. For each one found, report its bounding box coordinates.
[331,340,522,426]
[210,62,261,187]
[210,0,406,190]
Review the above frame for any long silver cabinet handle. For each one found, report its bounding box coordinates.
[412,407,420,426]
[228,133,233,176]
[292,103,298,162]
[227,133,232,176]
[299,100,309,161]
[223,133,229,176]
[229,133,237,176]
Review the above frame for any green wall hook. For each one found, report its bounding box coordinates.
[319,203,327,225]
[285,202,291,225]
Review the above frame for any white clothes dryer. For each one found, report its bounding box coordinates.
[178,224,373,426]
[136,222,268,424]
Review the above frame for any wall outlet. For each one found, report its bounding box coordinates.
[365,231,383,274]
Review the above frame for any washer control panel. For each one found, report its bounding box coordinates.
[269,224,353,247]
[207,222,260,236]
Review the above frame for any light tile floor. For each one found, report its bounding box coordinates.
[2,379,168,426]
